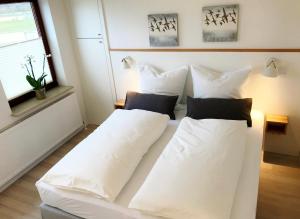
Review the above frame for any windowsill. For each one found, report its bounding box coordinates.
[11,86,74,117]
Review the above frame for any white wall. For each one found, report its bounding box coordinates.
[103,0,300,49]
[103,0,300,156]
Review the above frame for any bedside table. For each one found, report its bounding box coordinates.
[114,99,125,109]
[265,114,288,134]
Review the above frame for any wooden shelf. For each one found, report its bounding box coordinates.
[109,48,300,53]
[114,99,125,109]
[11,86,74,117]
[266,114,288,134]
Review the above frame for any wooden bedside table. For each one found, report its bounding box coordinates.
[265,114,288,134]
[263,114,296,166]
[114,99,125,109]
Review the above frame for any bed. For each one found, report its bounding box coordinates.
[36,107,264,219]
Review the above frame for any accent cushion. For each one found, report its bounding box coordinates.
[125,91,178,120]
[186,96,253,127]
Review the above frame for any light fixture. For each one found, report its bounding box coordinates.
[121,56,135,69]
[262,58,280,77]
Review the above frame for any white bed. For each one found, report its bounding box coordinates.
[36,108,264,219]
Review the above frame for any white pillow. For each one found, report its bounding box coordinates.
[191,65,252,98]
[138,65,188,103]
[37,109,169,202]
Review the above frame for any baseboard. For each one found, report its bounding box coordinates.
[263,151,300,168]
[0,125,84,192]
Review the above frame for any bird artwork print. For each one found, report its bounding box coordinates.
[148,14,177,33]
[202,5,239,42]
[148,13,178,47]
[204,6,237,27]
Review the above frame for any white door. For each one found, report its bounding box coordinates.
[66,0,102,39]
[76,39,114,124]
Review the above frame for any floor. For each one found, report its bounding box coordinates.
[256,153,300,219]
[0,125,299,219]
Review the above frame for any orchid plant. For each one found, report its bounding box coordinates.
[23,55,47,90]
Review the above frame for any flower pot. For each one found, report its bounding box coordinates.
[35,88,46,100]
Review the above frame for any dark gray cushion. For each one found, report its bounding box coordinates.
[125,91,178,120]
[186,97,252,127]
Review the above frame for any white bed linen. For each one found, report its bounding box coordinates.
[36,109,264,219]
[129,119,248,219]
[37,109,169,202]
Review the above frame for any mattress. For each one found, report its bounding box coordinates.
[36,108,264,219]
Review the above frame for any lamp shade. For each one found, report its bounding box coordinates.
[121,56,135,69]
[262,58,279,77]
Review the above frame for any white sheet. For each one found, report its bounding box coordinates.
[129,118,248,219]
[36,109,264,219]
[37,109,169,202]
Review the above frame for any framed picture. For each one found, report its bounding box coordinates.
[202,4,239,42]
[148,13,178,47]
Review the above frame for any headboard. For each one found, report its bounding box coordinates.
[110,51,299,113]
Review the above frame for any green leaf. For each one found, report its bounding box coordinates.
[37,75,47,86]
[26,75,34,85]
[26,75,38,89]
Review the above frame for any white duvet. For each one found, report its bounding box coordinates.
[129,118,248,219]
[37,109,169,202]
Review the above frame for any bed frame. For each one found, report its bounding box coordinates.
[40,203,83,219]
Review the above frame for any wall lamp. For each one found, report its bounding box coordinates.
[121,56,135,69]
[262,58,280,77]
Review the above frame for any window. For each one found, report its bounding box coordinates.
[0,0,57,107]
